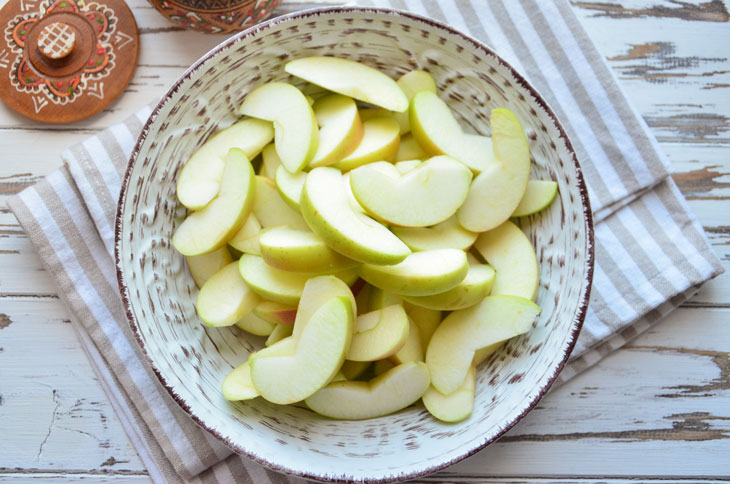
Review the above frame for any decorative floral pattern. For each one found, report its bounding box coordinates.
[4,0,117,103]
[150,0,279,34]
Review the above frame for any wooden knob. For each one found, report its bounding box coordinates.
[37,22,76,60]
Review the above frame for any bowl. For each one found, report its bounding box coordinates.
[147,0,280,33]
[116,7,594,482]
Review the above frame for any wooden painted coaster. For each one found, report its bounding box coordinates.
[0,0,138,123]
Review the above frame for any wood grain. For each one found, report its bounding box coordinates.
[0,0,728,481]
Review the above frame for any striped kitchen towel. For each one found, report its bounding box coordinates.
[8,1,723,483]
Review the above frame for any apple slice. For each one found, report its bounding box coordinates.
[259,143,281,178]
[221,360,258,401]
[253,300,297,325]
[390,317,423,364]
[473,341,503,366]
[173,149,255,256]
[394,69,438,135]
[396,133,428,161]
[474,220,539,300]
[301,167,411,265]
[259,227,358,274]
[426,295,540,394]
[235,312,276,336]
[310,94,364,167]
[341,360,371,380]
[359,108,407,134]
[368,287,402,311]
[347,304,409,362]
[238,254,310,305]
[374,359,395,376]
[294,275,356,340]
[402,264,495,311]
[239,82,319,173]
[223,337,298,401]
[285,56,408,112]
[177,118,273,210]
[392,216,477,252]
[422,365,475,423]
[457,109,531,232]
[333,117,401,172]
[252,176,309,230]
[228,213,262,255]
[265,323,294,347]
[186,247,232,288]
[350,156,472,227]
[358,249,468,297]
[403,302,441,349]
[409,91,494,173]
[250,296,354,404]
[274,165,306,210]
[394,160,421,174]
[341,172,365,214]
[196,261,259,327]
[305,361,430,420]
[513,180,559,217]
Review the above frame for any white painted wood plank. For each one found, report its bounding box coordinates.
[0,299,145,473]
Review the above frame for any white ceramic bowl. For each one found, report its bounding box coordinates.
[116,7,593,482]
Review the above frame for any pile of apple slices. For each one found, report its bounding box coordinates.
[173,56,559,423]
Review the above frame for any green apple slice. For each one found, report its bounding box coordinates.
[305,361,430,420]
[301,167,411,265]
[341,360,371,380]
[259,143,281,179]
[474,220,539,300]
[409,91,494,173]
[390,317,423,364]
[513,180,559,217]
[186,247,232,288]
[173,148,255,256]
[196,261,259,327]
[251,296,354,404]
[354,282,371,316]
[422,365,475,423]
[265,323,294,347]
[396,133,428,161]
[310,94,364,167]
[239,82,319,173]
[259,227,358,274]
[402,264,495,311]
[358,249,468,297]
[252,176,309,230]
[235,312,276,337]
[403,302,441,349]
[223,336,298,401]
[426,295,540,394]
[274,165,306,211]
[238,254,310,306]
[374,359,396,376]
[294,275,356,340]
[228,213,262,255]
[177,118,273,210]
[367,287,402,312]
[285,56,408,112]
[359,108,408,135]
[222,360,258,401]
[394,160,421,174]
[347,304,409,362]
[392,216,477,252]
[350,156,472,227]
[342,172,365,214]
[332,117,401,172]
[394,69,438,135]
[473,341,503,366]
[457,109,531,232]
[253,300,297,325]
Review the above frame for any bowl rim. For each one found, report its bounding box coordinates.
[115,6,595,483]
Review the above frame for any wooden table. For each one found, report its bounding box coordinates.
[1,0,728,482]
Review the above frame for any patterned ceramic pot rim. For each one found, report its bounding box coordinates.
[116,6,594,483]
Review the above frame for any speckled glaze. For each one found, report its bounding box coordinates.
[115,7,594,483]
